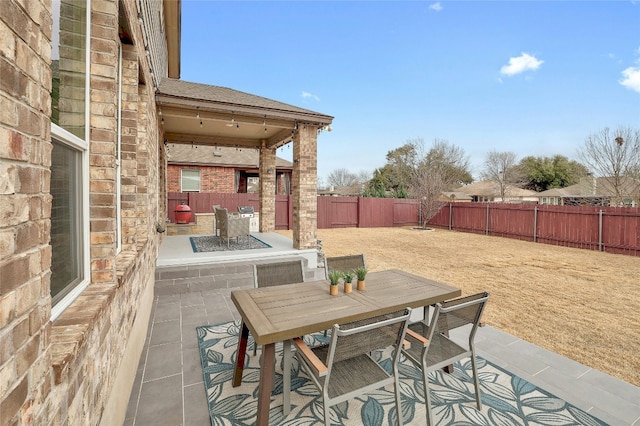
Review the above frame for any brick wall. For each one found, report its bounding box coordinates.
[0,0,55,424]
[167,164,236,193]
[0,0,162,424]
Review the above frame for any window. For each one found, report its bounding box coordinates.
[181,169,201,192]
[50,0,91,319]
[50,134,87,307]
[247,176,259,193]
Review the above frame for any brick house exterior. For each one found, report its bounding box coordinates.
[0,1,331,424]
[0,1,178,424]
[167,144,293,194]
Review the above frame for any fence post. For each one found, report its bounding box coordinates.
[533,206,538,243]
[485,204,490,235]
[598,209,603,252]
[449,203,453,230]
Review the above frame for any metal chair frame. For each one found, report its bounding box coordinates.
[293,308,412,426]
[402,291,490,426]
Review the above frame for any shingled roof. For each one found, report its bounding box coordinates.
[167,144,293,169]
[455,180,538,197]
[157,78,333,123]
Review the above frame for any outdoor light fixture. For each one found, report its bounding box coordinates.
[227,112,235,127]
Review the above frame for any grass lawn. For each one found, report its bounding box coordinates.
[278,227,640,388]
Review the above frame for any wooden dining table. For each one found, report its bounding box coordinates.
[231,268,462,426]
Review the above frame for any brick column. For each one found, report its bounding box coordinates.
[292,125,318,249]
[259,141,276,232]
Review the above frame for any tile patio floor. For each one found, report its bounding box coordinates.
[124,234,640,426]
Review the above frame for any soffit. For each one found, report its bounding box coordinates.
[156,78,333,150]
[167,144,293,169]
[163,0,181,78]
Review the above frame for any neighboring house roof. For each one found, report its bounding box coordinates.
[318,184,363,196]
[537,187,573,197]
[441,191,473,201]
[157,78,333,123]
[558,176,640,198]
[455,180,538,198]
[167,145,293,169]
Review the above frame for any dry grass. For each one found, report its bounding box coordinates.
[277,227,640,387]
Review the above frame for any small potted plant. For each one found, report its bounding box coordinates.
[328,270,342,296]
[355,266,367,291]
[343,271,354,294]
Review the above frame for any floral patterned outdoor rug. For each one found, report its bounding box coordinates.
[190,235,271,252]
[197,321,607,426]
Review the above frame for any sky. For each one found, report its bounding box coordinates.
[180,1,640,182]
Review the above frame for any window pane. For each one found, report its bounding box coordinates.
[181,169,200,192]
[51,0,87,139]
[50,139,84,304]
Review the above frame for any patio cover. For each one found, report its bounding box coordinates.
[156,78,334,249]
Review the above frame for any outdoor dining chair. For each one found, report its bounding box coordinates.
[211,204,221,236]
[402,291,490,426]
[215,207,250,248]
[293,308,412,426]
[324,253,366,279]
[252,260,306,355]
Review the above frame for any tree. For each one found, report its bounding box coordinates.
[577,126,640,206]
[519,155,589,192]
[409,139,472,227]
[481,151,522,200]
[326,168,359,188]
[370,138,472,224]
[363,169,390,197]
[364,139,472,203]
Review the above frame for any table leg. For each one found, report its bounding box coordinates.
[283,339,292,415]
[233,321,250,387]
[256,343,275,426]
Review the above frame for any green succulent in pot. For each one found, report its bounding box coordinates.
[328,270,343,286]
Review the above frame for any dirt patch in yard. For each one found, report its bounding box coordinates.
[277,227,640,387]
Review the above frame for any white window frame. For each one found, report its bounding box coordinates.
[116,43,122,254]
[50,0,91,321]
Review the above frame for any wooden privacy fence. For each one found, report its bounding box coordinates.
[166,193,419,229]
[428,203,640,256]
[168,193,639,257]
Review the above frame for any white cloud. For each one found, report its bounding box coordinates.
[499,52,544,77]
[619,46,640,93]
[301,91,320,101]
[429,2,443,12]
[620,67,640,93]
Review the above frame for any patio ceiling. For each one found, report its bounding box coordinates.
[156,78,333,150]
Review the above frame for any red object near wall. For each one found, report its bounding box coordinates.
[175,203,192,224]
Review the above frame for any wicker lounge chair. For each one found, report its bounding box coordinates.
[402,292,490,426]
[293,308,412,426]
[214,207,250,248]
